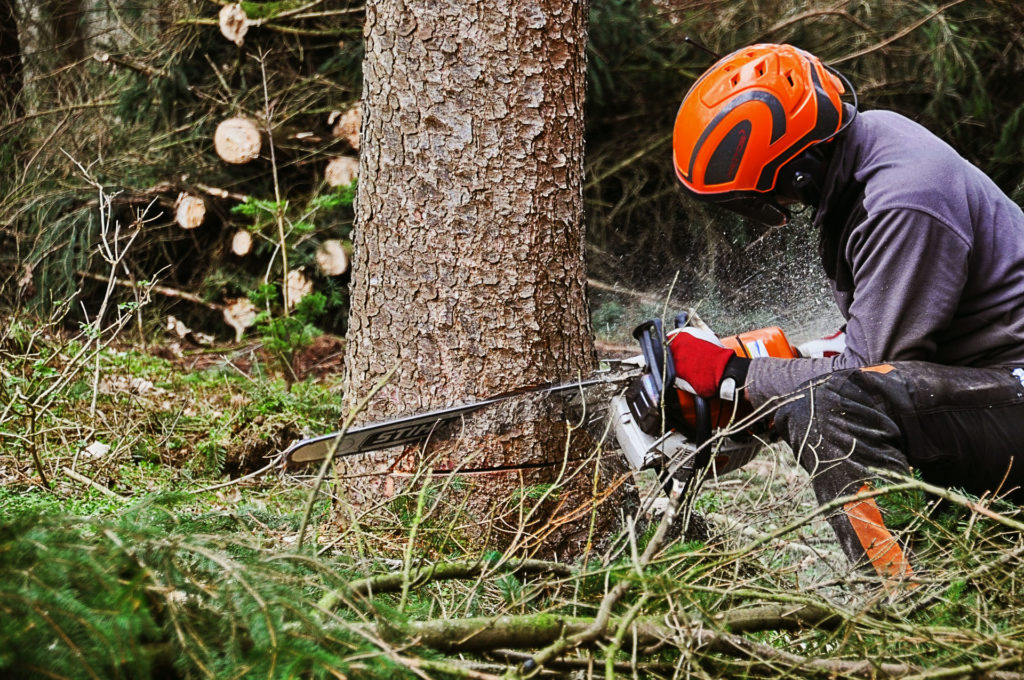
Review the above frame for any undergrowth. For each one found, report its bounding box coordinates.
[3,306,1024,678]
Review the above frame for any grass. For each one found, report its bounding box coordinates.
[3,308,1024,679]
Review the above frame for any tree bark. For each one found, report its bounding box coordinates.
[341,0,636,557]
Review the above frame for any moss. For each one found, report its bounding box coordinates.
[239,0,307,20]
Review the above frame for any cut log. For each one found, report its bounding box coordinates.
[174,193,206,229]
[286,268,312,310]
[325,156,359,187]
[231,229,253,256]
[219,4,249,46]
[316,239,348,276]
[166,315,191,339]
[214,117,261,164]
[329,105,361,150]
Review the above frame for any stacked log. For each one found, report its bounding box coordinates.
[214,117,261,164]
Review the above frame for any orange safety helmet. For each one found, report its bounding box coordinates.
[673,44,853,226]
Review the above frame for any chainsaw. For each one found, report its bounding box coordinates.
[611,314,797,494]
[283,313,818,492]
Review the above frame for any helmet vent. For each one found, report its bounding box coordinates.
[731,74,740,87]
[785,72,794,87]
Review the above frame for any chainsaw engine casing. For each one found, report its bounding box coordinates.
[612,393,763,480]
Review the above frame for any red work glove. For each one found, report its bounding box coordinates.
[667,328,748,399]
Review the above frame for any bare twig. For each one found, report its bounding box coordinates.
[832,0,970,65]
[296,364,399,549]
[77,271,224,311]
[757,1,872,41]
[61,466,126,500]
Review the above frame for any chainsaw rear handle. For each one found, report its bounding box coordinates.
[631,317,712,447]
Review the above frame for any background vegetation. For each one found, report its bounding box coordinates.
[2,0,1024,677]
[2,0,1022,342]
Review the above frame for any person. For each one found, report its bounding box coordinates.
[666,43,1024,581]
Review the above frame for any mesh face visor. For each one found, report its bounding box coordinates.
[684,186,790,227]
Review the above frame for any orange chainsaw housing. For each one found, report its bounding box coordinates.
[673,326,796,432]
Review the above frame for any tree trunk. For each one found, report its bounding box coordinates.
[340,0,637,558]
[0,0,22,116]
[47,0,86,67]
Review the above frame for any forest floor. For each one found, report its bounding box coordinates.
[1,323,837,570]
[3,319,1023,678]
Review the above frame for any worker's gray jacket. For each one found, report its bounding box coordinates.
[747,108,1024,406]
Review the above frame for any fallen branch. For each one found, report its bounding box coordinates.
[345,558,573,598]
[714,603,841,634]
[518,481,692,675]
[393,613,661,653]
[868,468,1024,534]
[93,52,161,78]
[194,182,249,202]
[487,649,675,676]
[695,628,1024,679]
[385,609,1023,679]
[77,271,224,311]
[390,602,840,655]
[61,466,126,500]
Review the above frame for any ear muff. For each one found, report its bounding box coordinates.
[774,143,832,207]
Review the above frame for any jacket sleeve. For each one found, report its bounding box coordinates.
[746,207,970,406]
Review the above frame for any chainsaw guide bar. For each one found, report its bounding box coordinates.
[283,368,639,466]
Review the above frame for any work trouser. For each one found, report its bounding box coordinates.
[773,361,1024,580]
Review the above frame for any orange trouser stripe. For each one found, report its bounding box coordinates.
[843,484,914,580]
